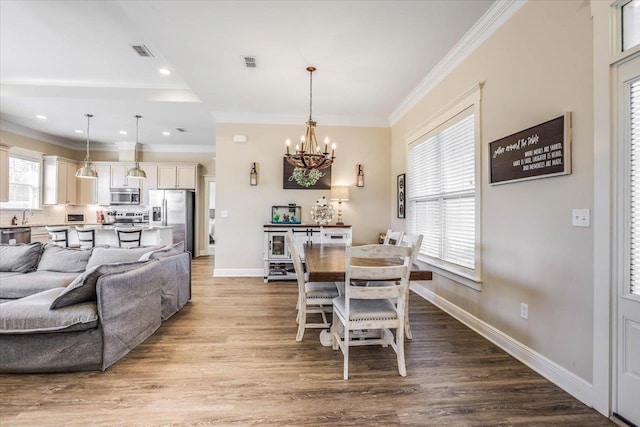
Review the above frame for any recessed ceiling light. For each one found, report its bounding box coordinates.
[158,68,171,76]
[119,130,127,135]
[162,131,170,136]
[36,115,47,120]
[74,129,83,134]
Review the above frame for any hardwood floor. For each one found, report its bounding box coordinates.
[0,256,611,426]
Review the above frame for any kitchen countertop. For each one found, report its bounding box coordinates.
[1,223,172,230]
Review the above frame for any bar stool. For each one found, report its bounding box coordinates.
[115,227,143,248]
[75,227,96,249]
[45,226,70,247]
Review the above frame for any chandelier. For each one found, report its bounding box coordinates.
[285,66,335,171]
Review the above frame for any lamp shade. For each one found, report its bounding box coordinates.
[330,186,350,201]
[126,165,147,179]
[75,161,98,179]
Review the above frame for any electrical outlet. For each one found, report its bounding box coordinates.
[520,303,528,319]
[572,209,590,227]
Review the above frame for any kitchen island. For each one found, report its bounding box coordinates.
[27,224,174,247]
[78,225,174,247]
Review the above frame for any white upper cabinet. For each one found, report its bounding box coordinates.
[139,163,158,206]
[157,165,197,189]
[43,156,78,205]
[110,164,141,189]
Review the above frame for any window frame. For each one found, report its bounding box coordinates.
[0,150,42,211]
[404,83,482,290]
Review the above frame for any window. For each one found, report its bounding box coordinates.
[0,155,41,209]
[622,0,640,52]
[408,109,475,271]
[629,77,640,296]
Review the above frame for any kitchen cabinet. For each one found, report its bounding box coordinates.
[140,163,158,206]
[157,165,196,189]
[76,163,110,205]
[43,156,78,205]
[0,144,10,202]
[30,227,49,244]
[110,164,140,189]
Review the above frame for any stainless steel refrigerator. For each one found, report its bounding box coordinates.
[148,190,195,257]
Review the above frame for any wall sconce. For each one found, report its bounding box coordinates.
[250,162,258,186]
[356,164,365,187]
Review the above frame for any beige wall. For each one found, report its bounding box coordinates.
[391,1,594,381]
[214,123,390,274]
[1,130,80,160]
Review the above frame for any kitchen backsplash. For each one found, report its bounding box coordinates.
[0,205,103,227]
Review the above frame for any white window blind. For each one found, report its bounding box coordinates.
[0,156,41,210]
[408,110,475,270]
[630,79,640,296]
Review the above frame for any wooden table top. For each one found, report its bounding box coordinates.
[304,244,433,282]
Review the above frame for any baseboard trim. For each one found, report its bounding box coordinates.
[213,268,263,277]
[411,282,593,407]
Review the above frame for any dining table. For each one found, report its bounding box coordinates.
[303,243,434,282]
[302,243,433,346]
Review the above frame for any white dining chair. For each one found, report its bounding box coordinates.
[286,233,341,341]
[383,229,404,246]
[332,244,412,380]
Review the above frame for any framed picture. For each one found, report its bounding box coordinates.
[397,173,405,218]
[283,159,332,189]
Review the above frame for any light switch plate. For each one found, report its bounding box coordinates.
[220,210,229,218]
[572,209,590,227]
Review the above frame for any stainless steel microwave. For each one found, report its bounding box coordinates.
[110,188,140,205]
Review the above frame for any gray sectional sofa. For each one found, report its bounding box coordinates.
[0,242,191,373]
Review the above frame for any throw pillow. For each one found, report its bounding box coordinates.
[0,242,43,273]
[37,243,92,273]
[138,241,185,261]
[50,260,151,309]
[86,246,162,269]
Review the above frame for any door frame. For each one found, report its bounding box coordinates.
[203,175,215,256]
[592,0,640,417]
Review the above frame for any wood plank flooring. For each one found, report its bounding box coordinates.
[0,256,612,426]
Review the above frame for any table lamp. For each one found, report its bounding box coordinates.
[330,186,350,226]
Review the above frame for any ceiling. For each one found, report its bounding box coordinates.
[0,0,495,152]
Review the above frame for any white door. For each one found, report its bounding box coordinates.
[617,54,640,426]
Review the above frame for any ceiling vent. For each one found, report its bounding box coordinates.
[242,56,257,68]
[130,44,154,58]
[176,127,188,133]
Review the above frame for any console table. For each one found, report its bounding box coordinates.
[262,224,352,282]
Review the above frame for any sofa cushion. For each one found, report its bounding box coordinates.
[50,260,152,309]
[37,244,92,273]
[139,241,185,261]
[0,243,43,273]
[0,271,80,299]
[86,246,162,270]
[0,288,98,334]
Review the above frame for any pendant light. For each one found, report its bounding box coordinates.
[127,115,147,179]
[284,66,335,171]
[75,114,98,179]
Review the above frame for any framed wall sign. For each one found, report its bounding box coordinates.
[397,173,405,218]
[283,159,332,189]
[489,112,572,185]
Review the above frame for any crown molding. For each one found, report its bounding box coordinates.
[0,119,214,153]
[0,119,111,151]
[213,112,389,128]
[388,0,527,126]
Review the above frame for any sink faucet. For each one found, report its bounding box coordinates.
[21,209,32,225]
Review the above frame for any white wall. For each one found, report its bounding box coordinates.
[214,123,391,275]
[391,0,595,382]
